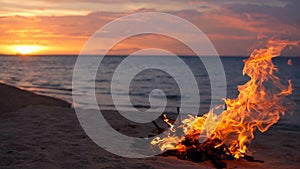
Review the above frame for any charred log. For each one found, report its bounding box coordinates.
[157,114,264,169]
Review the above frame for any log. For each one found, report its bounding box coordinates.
[151,121,165,133]
[243,154,264,163]
[155,108,263,168]
[206,151,227,169]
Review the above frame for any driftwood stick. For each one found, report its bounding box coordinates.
[177,107,182,122]
[177,107,180,114]
[152,121,164,133]
[206,151,227,169]
[243,154,264,163]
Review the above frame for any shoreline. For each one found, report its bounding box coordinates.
[0,82,299,168]
[0,83,71,113]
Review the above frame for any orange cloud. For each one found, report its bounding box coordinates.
[0,1,300,56]
[106,34,195,56]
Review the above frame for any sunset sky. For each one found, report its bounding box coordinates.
[1,0,300,56]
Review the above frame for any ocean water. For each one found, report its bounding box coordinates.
[0,55,299,126]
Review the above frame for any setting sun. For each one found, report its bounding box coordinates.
[12,45,44,55]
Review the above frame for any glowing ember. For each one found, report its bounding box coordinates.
[151,39,299,160]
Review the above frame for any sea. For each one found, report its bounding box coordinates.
[0,55,299,127]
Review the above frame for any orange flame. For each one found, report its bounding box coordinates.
[288,59,293,66]
[151,39,298,159]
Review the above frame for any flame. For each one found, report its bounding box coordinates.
[288,59,292,66]
[151,39,298,159]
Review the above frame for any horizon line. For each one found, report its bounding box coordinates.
[1,54,300,57]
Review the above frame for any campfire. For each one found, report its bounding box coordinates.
[151,40,298,168]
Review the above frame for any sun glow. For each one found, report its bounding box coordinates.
[12,45,44,55]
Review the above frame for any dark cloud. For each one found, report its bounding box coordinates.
[226,0,300,26]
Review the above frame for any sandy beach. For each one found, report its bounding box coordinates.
[1,0,300,168]
[0,83,299,169]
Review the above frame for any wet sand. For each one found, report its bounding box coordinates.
[0,83,299,169]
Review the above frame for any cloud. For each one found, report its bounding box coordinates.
[0,1,299,55]
[226,0,300,26]
[106,34,195,55]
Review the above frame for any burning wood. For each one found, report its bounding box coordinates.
[156,113,263,168]
[151,40,298,168]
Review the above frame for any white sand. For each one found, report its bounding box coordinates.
[0,83,299,169]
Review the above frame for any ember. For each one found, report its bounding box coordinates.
[151,40,298,168]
